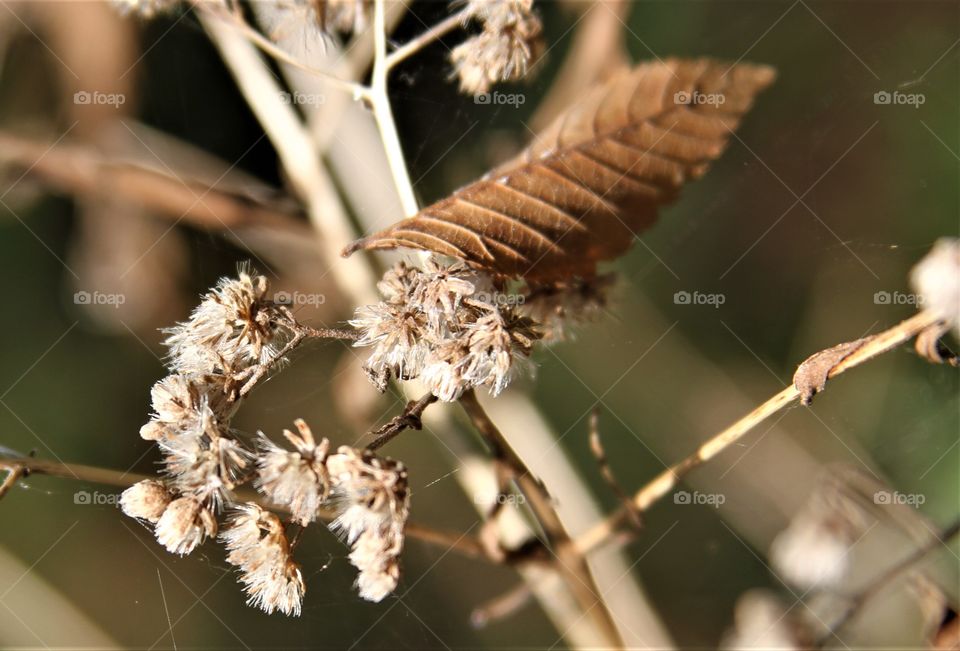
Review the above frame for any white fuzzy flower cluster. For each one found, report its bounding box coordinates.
[253,420,412,605]
[326,447,410,602]
[124,270,294,556]
[164,270,292,376]
[450,0,543,95]
[351,258,538,401]
[222,503,305,616]
[124,270,416,616]
[769,483,868,591]
[721,590,810,650]
[911,237,960,337]
[256,419,332,526]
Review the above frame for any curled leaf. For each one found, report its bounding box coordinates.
[345,58,775,281]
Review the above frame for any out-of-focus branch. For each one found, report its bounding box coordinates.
[0,131,309,235]
[200,10,379,305]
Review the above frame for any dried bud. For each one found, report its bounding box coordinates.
[120,480,172,523]
[155,496,217,556]
[256,419,332,525]
[222,503,305,616]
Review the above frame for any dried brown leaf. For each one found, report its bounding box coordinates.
[793,337,873,405]
[345,58,776,281]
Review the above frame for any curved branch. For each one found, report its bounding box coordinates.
[576,309,946,554]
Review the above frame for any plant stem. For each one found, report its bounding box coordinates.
[367,392,438,450]
[459,390,626,650]
[0,454,490,559]
[385,8,469,71]
[369,0,419,217]
[575,309,945,555]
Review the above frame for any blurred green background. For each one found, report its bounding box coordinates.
[0,1,957,649]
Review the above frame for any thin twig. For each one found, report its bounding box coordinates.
[385,7,469,71]
[0,453,490,560]
[576,309,946,555]
[471,580,534,628]
[588,410,642,530]
[367,391,438,450]
[0,463,25,500]
[819,517,960,645]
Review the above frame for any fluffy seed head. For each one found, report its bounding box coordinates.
[155,496,217,556]
[911,238,960,336]
[164,270,290,376]
[256,419,332,525]
[222,503,305,616]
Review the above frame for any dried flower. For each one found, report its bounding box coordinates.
[770,482,869,590]
[222,503,305,616]
[326,447,410,602]
[721,590,810,650]
[142,374,232,442]
[350,301,428,387]
[156,396,251,508]
[911,237,960,336]
[352,257,538,401]
[256,419,332,525]
[120,480,172,523]
[164,269,291,376]
[451,0,542,95]
[155,496,217,556]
